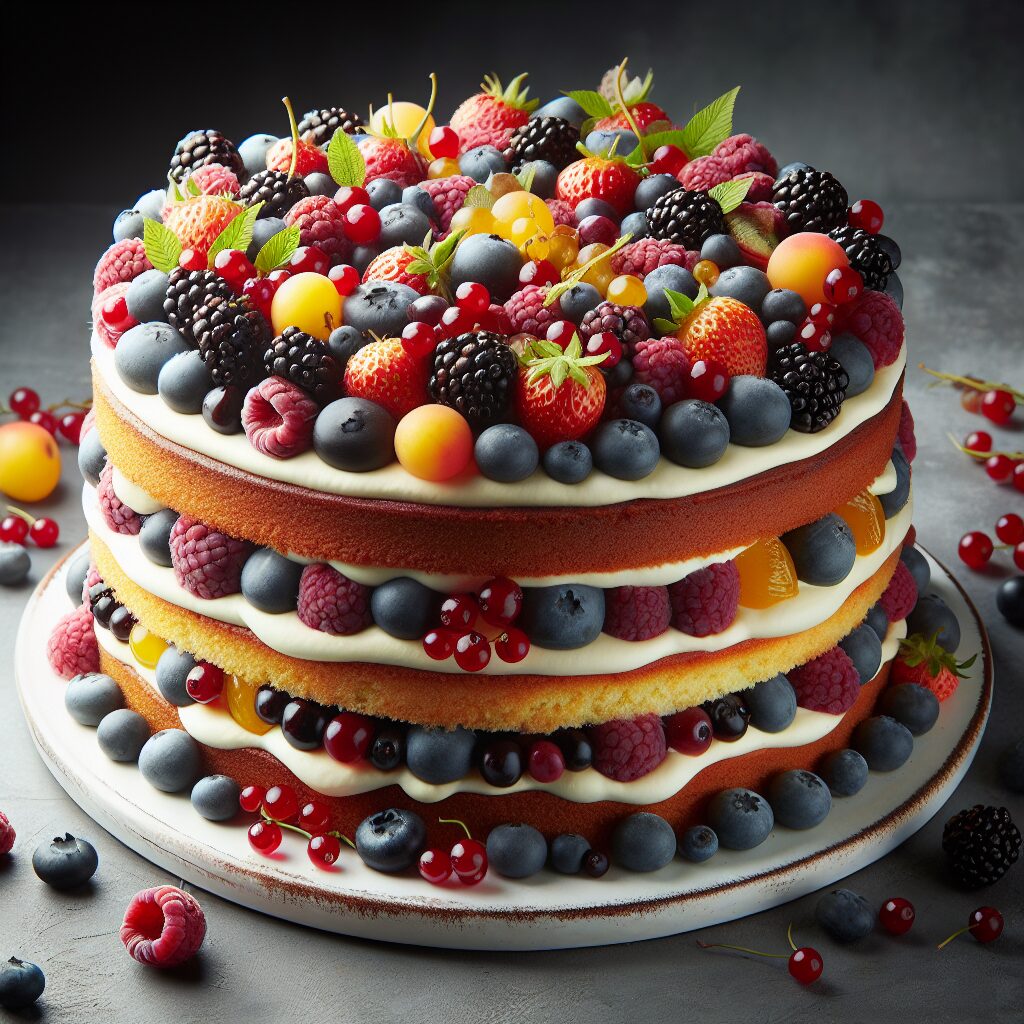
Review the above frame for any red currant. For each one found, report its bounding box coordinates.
[454,631,490,672]
[527,740,565,782]
[262,784,299,823]
[584,331,623,367]
[58,411,85,444]
[519,259,560,287]
[299,800,331,833]
[545,319,578,347]
[686,358,730,402]
[996,513,1024,545]
[239,785,265,813]
[958,531,994,569]
[650,144,687,177]
[418,847,453,884]
[343,204,381,245]
[985,454,1014,482]
[213,248,255,290]
[583,849,609,877]
[307,834,342,869]
[981,389,1015,425]
[439,304,473,338]
[823,266,863,305]
[960,388,983,413]
[328,264,360,297]
[665,707,714,756]
[9,387,40,419]
[494,627,530,664]
[964,430,992,457]
[1015,462,1024,494]
[267,268,292,288]
[478,577,523,627]
[440,594,479,630]
[1015,542,1024,572]
[807,302,836,326]
[848,199,884,234]
[324,711,374,764]
[407,295,449,326]
[796,317,831,352]
[178,248,206,272]
[288,245,330,277]
[455,281,490,314]
[422,628,456,661]
[788,947,823,985]
[28,410,59,436]
[247,820,282,855]
[879,897,916,935]
[243,277,276,320]
[0,515,29,544]
[185,663,224,703]
[401,320,439,359]
[428,126,460,160]
[334,186,371,213]
[29,517,59,548]
[938,906,1004,949]
[450,838,488,884]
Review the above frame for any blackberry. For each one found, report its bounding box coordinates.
[298,107,365,146]
[238,170,310,220]
[428,331,518,431]
[769,342,849,433]
[163,268,234,344]
[828,225,893,291]
[647,188,724,250]
[169,129,244,185]
[942,805,1021,889]
[772,168,848,234]
[579,301,650,358]
[191,295,270,388]
[504,116,580,170]
[264,326,342,405]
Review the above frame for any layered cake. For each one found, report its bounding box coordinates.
[48,64,954,882]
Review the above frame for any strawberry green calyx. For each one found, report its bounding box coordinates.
[898,633,977,679]
[613,59,649,162]
[367,73,439,149]
[403,228,466,300]
[544,232,634,307]
[652,283,710,335]
[519,334,608,390]
[481,72,539,114]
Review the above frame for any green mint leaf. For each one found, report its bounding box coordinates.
[653,317,678,334]
[680,87,740,158]
[708,175,752,214]
[405,259,432,276]
[515,163,538,194]
[639,129,690,155]
[430,228,465,271]
[206,202,260,267]
[253,224,300,274]
[563,90,613,119]
[142,218,182,273]
[664,288,695,322]
[463,185,495,210]
[327,127,367,188]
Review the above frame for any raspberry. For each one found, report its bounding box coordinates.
[297,563,372,635]
[545,198,575,227]
[93,238,152,294]
[0,809,16,856]
[503,284,563,335]
[481,303,514,334]
[677,155,732,191]
[96,463,141,535]
[80,408,97,440]
[579,301,650,357]
[120,885,207,968]
[420,175,475,233]
[284,195,351,266]
[242,376,319,459]
[879,560,919,622]
[835,290,905,368]
[82,564,102,605]
[668,560,740,637]
[610,237,697,279]
[711,134,778,178]
[591,713,667,782]
[47,605,99,680]
[733,170,776,202]
[187,162,240,199]
[632,336,691,405]
[898,399,916,462]
[789,646,860,714]
[602,586,671,641]
[169,516,253,600]
[92,281,133,348]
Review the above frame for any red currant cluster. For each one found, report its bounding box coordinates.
[400,281,505,360]
[2,386,89,445]
[240,783,351,870]
[958,512,1024,572]
[421,576,529,671]
[1,506,59,549]
[418,818,488,886]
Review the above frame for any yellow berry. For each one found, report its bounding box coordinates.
[524,234,551,262]
[0,422,61,502]
[271,272,343,340]
[508,216,543,248]
[693,260,720,287]
[767,232,850,305]
[546,231,579,271]
[576,243,614,292]
[394,405,473,481]
[129,624,168,669]
[428,158,461,179]
[450,206,495,237]
[369,101,435,159]
[606,274,647,307]
[487,173,522,199]
[225,675,273,735]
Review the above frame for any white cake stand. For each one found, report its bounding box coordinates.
[14,544,991,950]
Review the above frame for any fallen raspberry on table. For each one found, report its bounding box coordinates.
[591,713,667,782]
[421,174,475,234]
[297,563,372,635]
[285,195,351,266]
[121,885,207,968]
[611,237,696,278]
[789,646,861,714]
[47,605,100,680]
[668,560,740,637]
[0,810,15,856]
[545,198,575,227]
[97,463,142,535]
[835,290,905,368]
[603,586,671,641]
[879,560,919,622]
[242,376,318,459]
[92,281,133,348]
[93,238,152,294]
[632,336,691,405]
[504,284,562,336]
[579,301,650,358]
[898,400,916,462]
[169,516,253,600]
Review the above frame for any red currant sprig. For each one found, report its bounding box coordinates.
[2,390,91,444]
[421,818,488,886]
[4,506,59,548]
[697,924,823,986]
[936,906,1004,949]
[922,364,1022,425]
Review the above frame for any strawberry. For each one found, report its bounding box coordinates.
[450,73,538,153]
[515,335,607,450]
[890,633,976,702]
[363,247,430,294]
[361,136,426,189]
[671,292,767,377]
[343,337,430,419]
[595,102,672,134]
[265,136,329,176]
[556,156,641,218]
[162,194,241,261]
[362,230,463,298]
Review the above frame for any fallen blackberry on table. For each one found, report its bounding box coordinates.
[942,805,1021,889]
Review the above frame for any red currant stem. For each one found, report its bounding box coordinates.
[920,364,1024,402]
[786,923,797,952]
[281,96,299,181]
[696,940,788,959]
[409,73,439,150]
[936,923,979,950]
[613,58,647,163]
[261,810,312,841]
[335,833,356,850]
[947,433,1024,460]
[438,817,473,840]
[0,405,11,416]
[5,505,36,526]
[547,232,634,304]
[46,398,91,413]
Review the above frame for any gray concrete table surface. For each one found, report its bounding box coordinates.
[0,205,1021,1023]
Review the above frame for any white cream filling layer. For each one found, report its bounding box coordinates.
[96,620,905,805]
[93,331,905,510]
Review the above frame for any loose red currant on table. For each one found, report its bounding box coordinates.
[178,247,207,272]
[879,897,916,935]
[401,321,439,359]
[59,411,86,445]
[981,389,1015,425]
[937,906,1004,949]
[545,319,578,347]
[334,186,371,213]
[239,785,265,813]
[985,454,1015,483]
[185,663,225,704]
[686,359,730,402]
[961,388,984,414]
[478,577,523,627]
[823,265,863,305]
[262,784,299,823]
[1015,542,1024,572]
[848,199,884,234]
[344,204,382,245]
[28,409,59,436]
[455,282,490,315]
[299,800,331,833]
[520,259,560,287]
[287,245,330,276]
[665,707,714,756]
[584,331,623,367]
[0,514,29,544]
[441,819,488,885]
[527,740,565,782]
[419,847,453,885]
[213,248,256,289]
[996,513,1024,545]
[29,517,59,548]
[307,834,342,869]
[454,631,491,672]
[247,820,282,854]
[494,627,530,664]
[440,594,479,630]
[324,711,374,764]
[9,387,40,419]
[422,628,456,661]
[958,531,994,569]
[650,144,688,177]
[964,430,992,457]
[329,264,360,297]
[698,925,822,986]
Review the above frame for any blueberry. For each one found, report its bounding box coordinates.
[370,725,405,771]
[371,577,441,640]
[519,583,605,650]
[133,188,167,222]
[706,787,774,850]
[885,271,904,309]
[829,333,875,397]
[815,888,874,942]
[343,282,420,337]
[96,708,150,762]
[618,384,662,428]
[592,419,660,480]
[157,349,213,414]
[532,95,587,127]
[0,543,30,586]
[351,245,379,275]
[717,376,791,446]
[378,203,433,249]
[543,440,593,484]
[880,683,940,736]
[604,358,634,390]
[678,824,719,863]
[620,210,650,239]
[407,294,449,326]
[202,385,244,434]
[766,320,797,347]
[459,145,507,182]
[998,738,1024,792]
[742,674,797,733]
[366,178,402,210]
[115,322,191,394]
[240,547,303,613]
[775,161,812,183]
[401,185,438,221]
[139,508,178,567]
[709,266,771,315]
[475,424,539,482]
[480,739,523,787]
[405,726,476,784]
[138,728,202,792]
[78,428,106,486]
[238,133,278,177]
[65,672,123,726]
[643,264,699,323]
[769,769,831,829]
[782,513,856,586]
[853,715,914,771]
[574,197,619,223]
[819,748,869,796]
[760,288,806,325]
[246,216,287,262]
[519,159,558,199]
[486,823,548,878]
[659,400,730,469]
[191,775,241,821]
[355,808,426,872]
[879,445,910,519]
[114,208,146,242]
[32,833,98,889]
[585,128,639,158]
[65,548,90,604]
[865,602,889,641]
[550,833,591,874]
[612,812,676,872]
[636,174,682,211]
[155,645,197,706]
[449,234,522,302]
[996,576,1024,626]
[875,233,901,271]
[126,269,170,323]
[326,325,370,376]
[314,397,396,472]
[700,233,741,268]
[839,624,883,683]
[304,172,336,198]
[900,545,930,594]
[558,282,603,324]
[906,594,961,652]
[0,957,45,1010]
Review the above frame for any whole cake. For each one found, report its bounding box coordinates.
[50,63,951,883]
